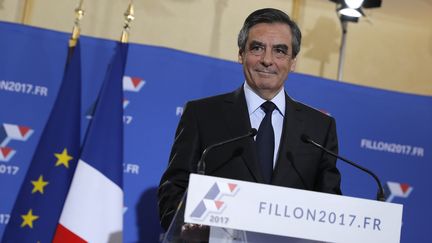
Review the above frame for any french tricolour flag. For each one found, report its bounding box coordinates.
[53,43,128,243]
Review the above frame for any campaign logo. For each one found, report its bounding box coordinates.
[85,98,130,119]
[190,182,238,221]
[385,181,413,202]
[176,106,184,117]
[0,123,34,162]
[0,147,16,162]
[123,98,130,109]
[85,76,145,119]
[123,76,145,92]
[360,139,424,157]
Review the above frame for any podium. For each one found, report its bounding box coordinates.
[162,174,403,243]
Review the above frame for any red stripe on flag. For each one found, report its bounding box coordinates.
[53,224,87,243]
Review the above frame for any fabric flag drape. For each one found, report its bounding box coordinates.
[1,43,82,243]
[53,42,128,243]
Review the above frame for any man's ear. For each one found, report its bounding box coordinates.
[238,50,244,64]
[290,57,297,72]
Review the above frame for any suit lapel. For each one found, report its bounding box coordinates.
[223,87,265,183]
[272,94,304,184]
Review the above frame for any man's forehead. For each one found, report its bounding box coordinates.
[249,22,292,33]
[247,23,292,41]
[248,40,289,47]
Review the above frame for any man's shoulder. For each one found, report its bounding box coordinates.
[180,89,242,122]
[290,98,334,121]
[186,88,240,108]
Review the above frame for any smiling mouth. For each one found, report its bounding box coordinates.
[256,70,277,75]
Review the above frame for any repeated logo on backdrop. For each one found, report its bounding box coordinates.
[360,138,424,157]
[123,76,145,92]
[85,76,145,124]
[122,76,145,111]
[0,123,33,162]
[385,181,413,203]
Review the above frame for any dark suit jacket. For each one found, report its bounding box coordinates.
[158,87,342,230]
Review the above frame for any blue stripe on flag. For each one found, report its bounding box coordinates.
[80,43,128,188]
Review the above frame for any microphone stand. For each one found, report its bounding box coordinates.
[162,129,258,242]
[302,135,386,202]
[197,129,257,175]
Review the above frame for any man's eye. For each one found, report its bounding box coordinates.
[275,48,287,54]
[251,45,264,51]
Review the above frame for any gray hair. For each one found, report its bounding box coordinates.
[237,8,302,58]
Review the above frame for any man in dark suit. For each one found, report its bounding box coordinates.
[158,8,342,231]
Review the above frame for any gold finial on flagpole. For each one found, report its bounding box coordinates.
[291,0,303,22]
[21,0,34,24]
[120,2,135,43]
[69,0,85,47]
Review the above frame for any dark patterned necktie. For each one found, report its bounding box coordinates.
[256,101,276,183]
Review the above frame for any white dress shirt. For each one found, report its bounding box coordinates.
[243,82,285,168]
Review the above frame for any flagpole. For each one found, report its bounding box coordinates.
[291,0,304,23]
[69,0,85,48]
[120,1,135,43]
[20,0,34,24]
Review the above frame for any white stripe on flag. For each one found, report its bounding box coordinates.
[59,159,123,243]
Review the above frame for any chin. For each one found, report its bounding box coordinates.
[256,81,280,89]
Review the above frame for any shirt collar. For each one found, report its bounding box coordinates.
[243,82,286,116]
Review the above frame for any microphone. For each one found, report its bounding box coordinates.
[301,134,386,202]
[197,129,258,175]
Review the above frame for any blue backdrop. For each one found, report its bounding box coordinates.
[0,21,431,242]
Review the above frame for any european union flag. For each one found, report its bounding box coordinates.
[1,42,81,243]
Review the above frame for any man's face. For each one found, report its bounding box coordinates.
[239,22,297,100]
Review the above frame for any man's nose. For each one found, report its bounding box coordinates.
[260,49,274,66]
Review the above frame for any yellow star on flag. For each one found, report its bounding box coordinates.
[31,175,49,194]
[21,209,39,228]
[54,148,73,168]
